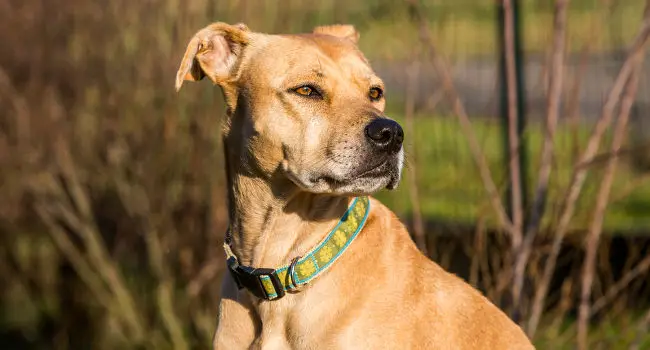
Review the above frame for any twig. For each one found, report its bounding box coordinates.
[34,196,133,342]
[512,0,569,313]
[565,6,604,164]
[35,203,115,312]
[469,210,488,288]
[404,60,427,254]
[147,227,190,350]
[404,0,516,238]
[187,259,223,298]
[526,1,650,336]
[53,139,146,341]
[114,179,189,350]
[590,253,650,316]
[576,142,650,170]
[609,173,650,204]
[577,58,643,350]
[0,65,30,150]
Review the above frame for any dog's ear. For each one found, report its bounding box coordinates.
[312,24,359,44]
[175,22,249,91]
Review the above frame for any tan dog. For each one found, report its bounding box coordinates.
[175,22,534,350]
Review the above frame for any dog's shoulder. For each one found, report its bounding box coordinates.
[364,197,534,348]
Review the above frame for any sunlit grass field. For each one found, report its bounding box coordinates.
[375,113,650,234]
[201,0,648,61]
[355,0,644,60]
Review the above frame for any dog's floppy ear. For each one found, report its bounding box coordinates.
[313,24,359,44]
[175,22,249,91]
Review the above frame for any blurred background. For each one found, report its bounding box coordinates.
[1,0,649,349]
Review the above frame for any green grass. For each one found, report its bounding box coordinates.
[374,114,650,234]
[356,0,647,60]
[533,312,650,349]
[182,0,649,61]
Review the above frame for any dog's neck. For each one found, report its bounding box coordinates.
[223,137,351,269]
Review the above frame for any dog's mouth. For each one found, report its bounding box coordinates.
[350,159,390,179]
[284,148,404,194]
[312,154,402,192]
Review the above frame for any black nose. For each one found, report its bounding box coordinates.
[364,118,404,154]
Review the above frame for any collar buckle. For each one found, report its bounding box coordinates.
[226,255,286,300]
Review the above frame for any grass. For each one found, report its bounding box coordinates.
[374,113,650,234]
[356,0,646,60]
[533,312,650,349]
[165,0,649,61]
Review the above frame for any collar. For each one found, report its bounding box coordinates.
[223,196,370,301]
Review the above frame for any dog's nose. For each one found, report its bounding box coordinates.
[364,118,404,154]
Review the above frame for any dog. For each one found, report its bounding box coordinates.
[175,22,534,350]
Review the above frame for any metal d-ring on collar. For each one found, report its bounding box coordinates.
[287,256,302,292]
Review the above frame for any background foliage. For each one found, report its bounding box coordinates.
[1,0,649,349]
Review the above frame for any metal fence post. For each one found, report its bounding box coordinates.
[497,0,528,225]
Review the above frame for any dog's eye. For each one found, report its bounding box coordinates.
[369,87,383,101]
[293,85,322,99]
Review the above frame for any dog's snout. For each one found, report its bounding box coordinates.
[365,118,404,154]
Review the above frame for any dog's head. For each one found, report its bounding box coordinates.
[175,22,404,195]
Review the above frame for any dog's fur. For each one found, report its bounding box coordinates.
[175,22,534,350]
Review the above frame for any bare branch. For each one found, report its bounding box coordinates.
[577,61,643,350]
[34,198,134,343]
[35,202,114,311]
[590,253,650,316]
[404,60,427,254]
[469,211,488,288]
[187,259,223,298]
[575,142,650,170]
[53,139,146,341]
[148,228,190,350]
[114,179,189,349]
[404,0,516,237]
[527,1,650,336]
[0,65,30,149]
[512,0,569,312]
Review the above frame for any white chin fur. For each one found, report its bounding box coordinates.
[397,147,404,174]
[284,148,405,195]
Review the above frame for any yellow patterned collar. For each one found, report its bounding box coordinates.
[223,196,371,300]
